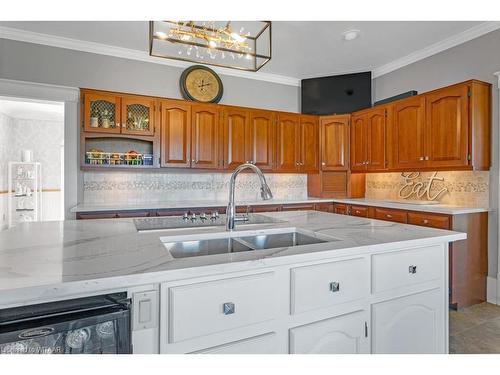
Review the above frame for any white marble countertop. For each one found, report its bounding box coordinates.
[0,211,465,307]
[331,198,488,215]
[70,198,336,213]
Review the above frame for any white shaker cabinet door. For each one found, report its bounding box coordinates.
[371,288,444,354]
[289,310,370,354]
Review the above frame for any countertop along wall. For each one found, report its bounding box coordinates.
[372,28,500,280]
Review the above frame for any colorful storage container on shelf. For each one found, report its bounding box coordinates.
[85,150,153,166]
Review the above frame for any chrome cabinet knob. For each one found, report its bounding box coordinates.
[386,214,392,219]
[321,162,326,166]
[409,265,417,274]
[424,156,429,161]
[222,302,235,315]
[419,156,424,161]
[422,219,429,224]
[329,281,340,293]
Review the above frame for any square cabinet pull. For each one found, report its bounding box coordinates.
[223,302,235,315]
[409,265,417,274]
[329,281,340,292]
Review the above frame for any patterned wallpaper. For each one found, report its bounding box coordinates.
[365,171,490,208]
[83,171,308,204]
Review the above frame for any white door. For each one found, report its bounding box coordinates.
[289,310,370,354]
[371,288,444,354]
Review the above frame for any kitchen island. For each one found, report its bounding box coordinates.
[0,211,465,354]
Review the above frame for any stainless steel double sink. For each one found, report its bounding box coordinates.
[160,228,339,258]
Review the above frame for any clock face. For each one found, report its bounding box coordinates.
[180,66,223,103]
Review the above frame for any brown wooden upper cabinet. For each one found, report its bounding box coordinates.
[299,115,319,172]
[276,113,300,172]
[276,113,319,173]
[350,107,387,172]
[425,84,469,168]
[82,90,157,136]
[191,104,221,169]
[392,96,426,169]
[390,80,490,171]
[161,101,221,169]
[320,114,349,171]
[160,100,192,168]
[222,108,275,170]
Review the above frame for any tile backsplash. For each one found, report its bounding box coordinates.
[83,172,308,204]
[365,171,489,208]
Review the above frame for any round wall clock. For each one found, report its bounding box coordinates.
[179,65,224,103]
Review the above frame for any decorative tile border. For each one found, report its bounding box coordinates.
[83,172,308,204]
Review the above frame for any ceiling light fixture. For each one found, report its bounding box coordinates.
[149,21,272,71]
[342,29,361,41]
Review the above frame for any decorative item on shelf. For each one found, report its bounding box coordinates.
[85,149,153,167]
[8,161,42,228]
[90,116,99,128]
[180,65,224,103]
[101,110,111,129]
[150,21,271,71]
[21,150,33,162]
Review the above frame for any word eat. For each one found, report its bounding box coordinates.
[398,172,448,201]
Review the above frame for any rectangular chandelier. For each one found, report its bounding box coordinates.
[149,21,271,72]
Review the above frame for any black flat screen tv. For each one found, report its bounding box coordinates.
[301,72,372,115]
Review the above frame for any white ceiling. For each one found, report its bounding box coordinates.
[0,21,496,80]
[0,98,64,121]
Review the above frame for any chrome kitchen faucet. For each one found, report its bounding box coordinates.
[226,163,273,231]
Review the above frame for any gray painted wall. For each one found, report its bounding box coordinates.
[0,39,300,112]
[373,29,500,277]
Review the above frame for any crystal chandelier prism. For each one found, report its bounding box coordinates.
[149,21,271,71]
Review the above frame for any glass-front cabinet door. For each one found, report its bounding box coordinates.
[121,97,156,136]
[83,93,121,133]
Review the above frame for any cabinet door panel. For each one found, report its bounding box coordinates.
[193,333,280,354]
[223,108,249,169]
[191,105,220,169]
[350,114,367,171]
[393,97,426,169]
[367,108,387,170]
[425,85,469,167]
[121,96,156,136]
[333,203,349,215]
[276,114,300,172]
[248,110,275,170]
[83,92,121,133]
[372,289,444,353]
[160,101,191,168]
[320,115,349,171]
[290,310,369,354]
[300,115,319,172]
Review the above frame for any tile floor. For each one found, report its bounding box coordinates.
[450,303,500,353]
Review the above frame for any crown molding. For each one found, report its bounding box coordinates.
[373,21,500,78]
[0,26,300,87]
[2,23,499,85]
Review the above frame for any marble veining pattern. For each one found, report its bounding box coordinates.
[366,171,489,208]
[83,172,308,204]
[0,210,464,307]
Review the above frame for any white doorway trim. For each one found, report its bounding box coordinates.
[0,78,80,219]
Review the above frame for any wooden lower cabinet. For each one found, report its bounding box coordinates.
[371,289,443,354]
[289,310,370,354]
[332,202,487,308]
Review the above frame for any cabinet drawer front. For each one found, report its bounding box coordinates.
[374,208,407,223]
[168,272,277,343]
[372,246,443,293]
[291,258,369,314]
[407,212,450,229]
[192,333,279,354]
[351,205,369,217]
